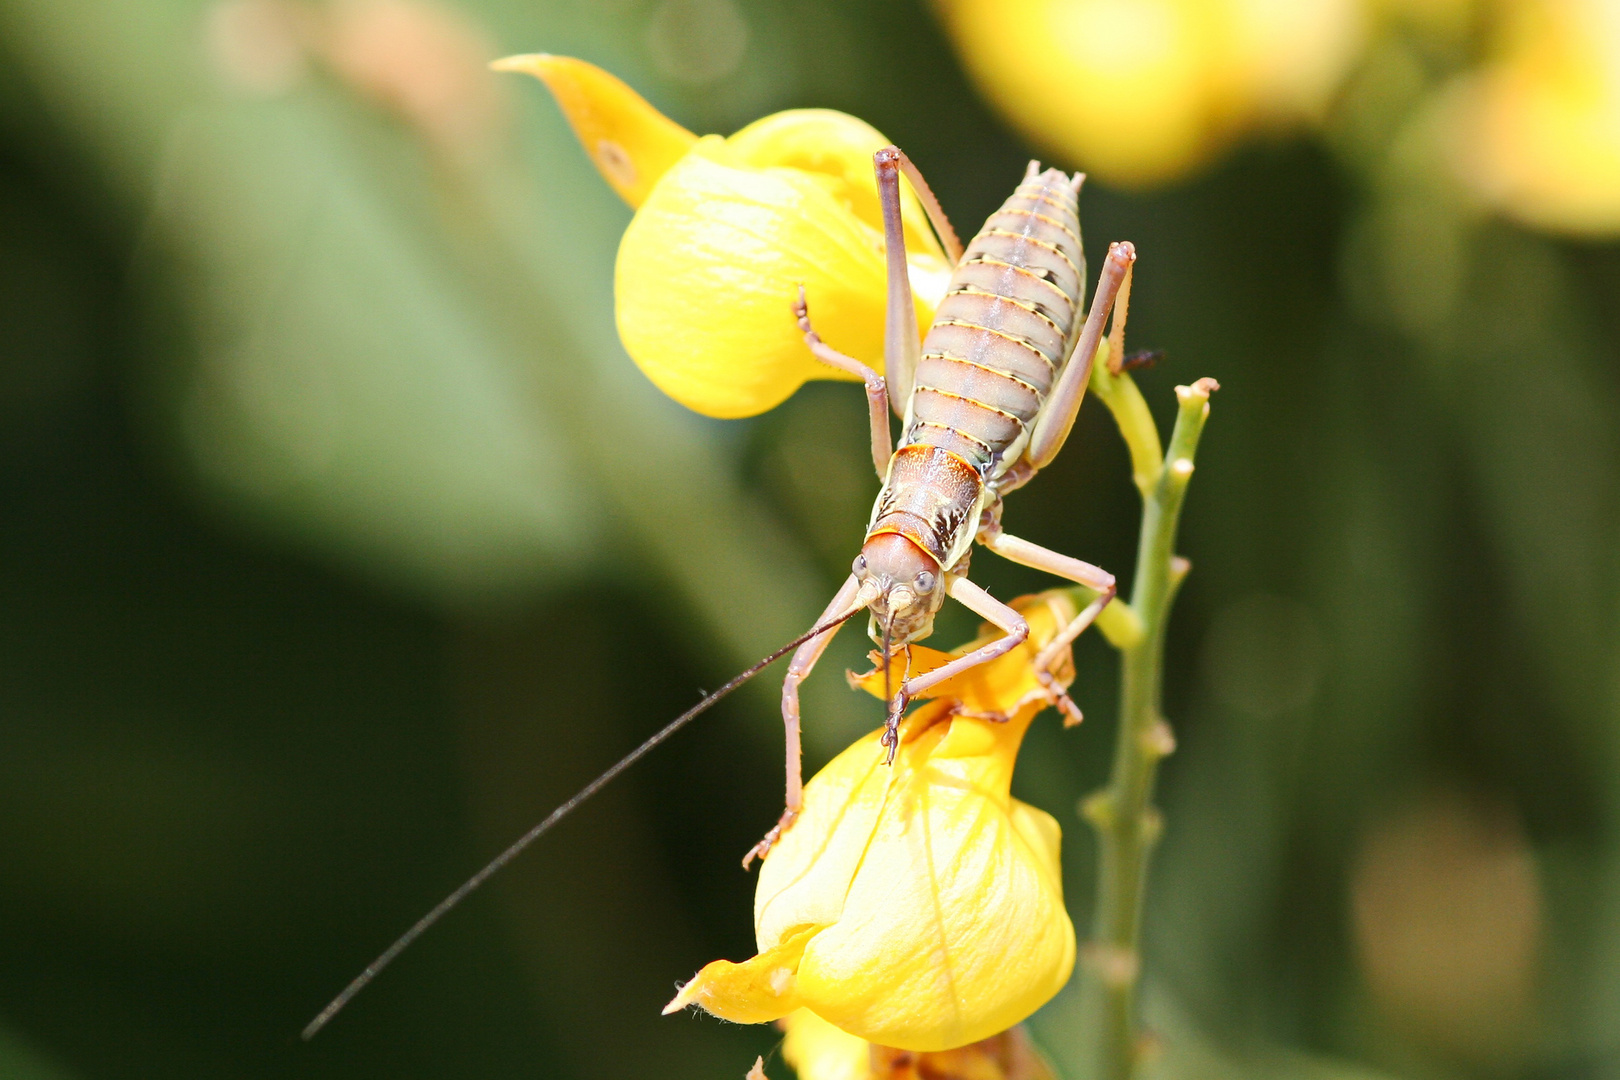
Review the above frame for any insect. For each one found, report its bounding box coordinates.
[745,147,1133,866]
[302,145,1135,1040]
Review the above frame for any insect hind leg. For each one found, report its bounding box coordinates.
[980,527,1116,725]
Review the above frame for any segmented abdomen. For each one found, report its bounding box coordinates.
[905,168,1086,471]
[866,168,1086,568]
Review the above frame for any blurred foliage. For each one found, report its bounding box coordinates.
[0,2,1617,1080]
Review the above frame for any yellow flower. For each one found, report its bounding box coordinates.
[495,55,950,418]
[1445,0,1620,236]
[934,0,1363,187]
[663,593,1082,1052]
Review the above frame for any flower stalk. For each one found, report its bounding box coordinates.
[1069,361,1218,1080]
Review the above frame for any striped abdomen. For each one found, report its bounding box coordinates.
[908,168,1085,471]
[866,167,1086,569]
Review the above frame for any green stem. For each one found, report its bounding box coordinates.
[1073,369,1218,1080]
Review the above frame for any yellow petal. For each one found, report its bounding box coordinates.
[492,54,696,207]
[752,701,927,951]
[616,138,942,418]
[725,109,945,264]
[781,1009,1062,1080]
[781,1009,872,1080]
[795,722,1073,1050]
[852,590,1079,717]
[754,704,1073,1051]
[663,925,817,1024]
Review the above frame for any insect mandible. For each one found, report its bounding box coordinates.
[744,147,1134,866]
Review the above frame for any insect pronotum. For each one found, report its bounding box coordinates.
[303,146,1135,1039]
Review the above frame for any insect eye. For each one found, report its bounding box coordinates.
[915,571,936,592]
[852,554,868,575]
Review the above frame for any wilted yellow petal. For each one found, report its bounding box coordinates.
[663,925,817,1024]
[852,590,1078,717]
[492,53,696,207]
[616,137,944,418]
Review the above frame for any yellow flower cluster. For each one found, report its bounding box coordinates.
[1448,0,1620,234]
[663,592,1084,1053]
[494,54,948,418]
[780,1006,1056,1080]
[936,0,1365,187]
[933,0,1620,236]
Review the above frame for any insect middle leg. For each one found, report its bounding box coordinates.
[980,526,1116,725]
[794,287,891,479]
[878,576,1032,754]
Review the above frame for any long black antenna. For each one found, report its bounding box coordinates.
[302,604,864,1041]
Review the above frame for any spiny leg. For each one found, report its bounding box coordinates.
[881,576,1030,760]
[887,146,964,266]
[1104,255,1135,376]
[981,528,1116,726]
[744,573,865,869]
[1026,241,1136,469]
[794,286,891,479]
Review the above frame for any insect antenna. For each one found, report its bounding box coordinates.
[302,603,865,1041]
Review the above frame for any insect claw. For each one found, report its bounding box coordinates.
[881,689,910,764]
[743,807,800,870]
[1034,668,1085,727]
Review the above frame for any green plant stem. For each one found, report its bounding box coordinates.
[1072,367,1217,1080]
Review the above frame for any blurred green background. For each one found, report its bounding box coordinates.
[1,1,1617,1078]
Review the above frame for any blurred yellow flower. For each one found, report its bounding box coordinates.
[934,0,1364,187]
[496,54,950,418]
[663,593,1081,1052]
[1446,0,1620,235]
[780,1007,1057,1080]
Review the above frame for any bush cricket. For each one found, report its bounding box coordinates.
[303,146,1135,1039]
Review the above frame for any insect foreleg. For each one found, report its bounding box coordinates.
[746,573,872,869]
[878,577,1030,757]
[981,529,1116,725]
[794,286,891,479]
[1026,241,1137,470]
